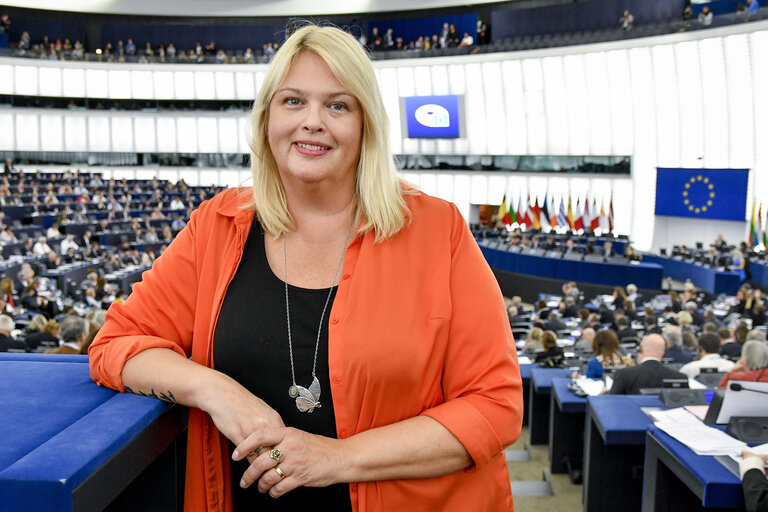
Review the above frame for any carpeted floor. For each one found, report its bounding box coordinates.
[506,426,582,512]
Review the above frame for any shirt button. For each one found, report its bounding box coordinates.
[350,483,357,491]
[332,375,342,384]
[342,273,351,280]
[339,430,348,438]
[331,318,339,324]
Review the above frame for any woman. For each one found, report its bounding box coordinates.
[718,340,768,388]
[521,326,544,355]
[624,244,641,262]
[90,25,522,512]
[744,288,766,328]
[731,249,748,282]
[23,315,58,350]
[612,286,626,310]
[585,329,632,379]
[533,330,564,364]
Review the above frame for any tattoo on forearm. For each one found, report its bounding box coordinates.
[124,385,177,404]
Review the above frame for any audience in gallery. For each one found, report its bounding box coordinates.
[0,167,224,355]
[10,16,486,65]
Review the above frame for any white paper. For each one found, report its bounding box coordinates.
[652,407,747,456]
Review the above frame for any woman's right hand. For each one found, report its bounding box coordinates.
[199,375,285,447]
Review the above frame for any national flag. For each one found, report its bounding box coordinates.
[531,195,542,229]
[574,197,584,231]
[509,197,518,225]
[497,194,509,225]
[540,193,551,229]
[750,201,757,247]
[608,196,614,233]
[518,195,531,228]
[582,197,592,231]
[756,202,764,248]
[763,203,767,247]
[557,198,568,227]
[566,196,575,229]
[550,196,559,229]
[599,201,608,232]
[590,198,600,231]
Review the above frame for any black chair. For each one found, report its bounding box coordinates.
[694,371,726,388]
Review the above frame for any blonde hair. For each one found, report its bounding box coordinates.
[248,24,408,242]
[677,310,693,326]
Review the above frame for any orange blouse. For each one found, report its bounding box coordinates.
[89,187,523,511]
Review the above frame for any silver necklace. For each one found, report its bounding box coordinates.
[283,221,354,413]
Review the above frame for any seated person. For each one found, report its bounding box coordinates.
[574,327,595,352]
[558,296,579,318]
[534,330,564,364]
[609,334,687,395]
[544,310,568,332]
[24,316,60,351]
[616,316,639,343]
[721,323,748,359]
[585,329,633,379]
[561,238,582,256]
[0,314,24,352]
[679,332,735,378]
[644,314,662,335]
[521,327,544,355]
[44,316,89,355]
[663,325,693,363]
[739,450,768,512]
[718,340,768,388]
[626,283,639,303]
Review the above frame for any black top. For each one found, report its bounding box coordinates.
[213,220,352,512]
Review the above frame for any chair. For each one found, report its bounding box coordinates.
[694,371,726,388]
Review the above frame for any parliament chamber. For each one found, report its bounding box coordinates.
[1,0,768,511]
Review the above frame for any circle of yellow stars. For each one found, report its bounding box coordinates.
[682,175,715,214]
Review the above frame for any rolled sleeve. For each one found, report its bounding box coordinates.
[422,204,523,468]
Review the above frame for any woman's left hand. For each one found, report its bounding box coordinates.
[232,427,345,498]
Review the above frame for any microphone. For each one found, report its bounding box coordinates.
[729,383,768,396]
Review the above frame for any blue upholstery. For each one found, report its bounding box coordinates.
[0,358,171,512]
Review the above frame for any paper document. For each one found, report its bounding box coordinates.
[651,407,747,456]
[573,378,606,396]
[517,356,532,365]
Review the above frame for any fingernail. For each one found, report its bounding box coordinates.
[240,479,246,488]
[232,450,239,460]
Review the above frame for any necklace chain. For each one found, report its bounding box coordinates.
[283,220,355,390]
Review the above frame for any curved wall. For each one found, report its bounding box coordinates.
[3,20,768,251]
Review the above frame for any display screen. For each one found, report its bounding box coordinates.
[401,95,465,139]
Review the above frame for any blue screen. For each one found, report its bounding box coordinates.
[402,95,463,139]
[655,168,749,221]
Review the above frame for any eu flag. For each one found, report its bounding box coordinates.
[655,168,749,221]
